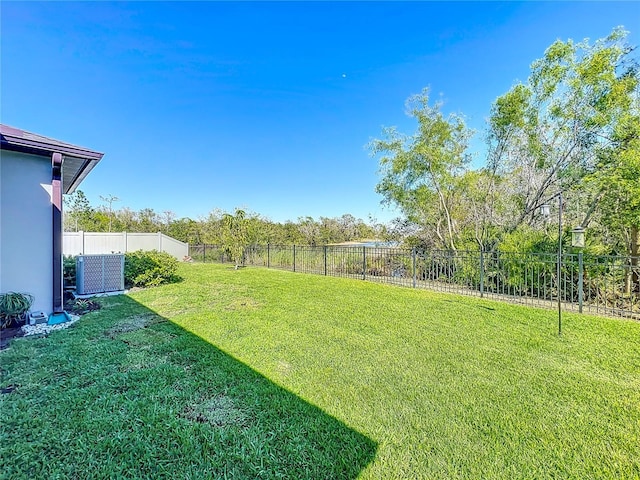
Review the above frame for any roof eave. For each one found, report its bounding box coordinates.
[65,158,102,194]
[1,125,105,194]
[0,134,104,161]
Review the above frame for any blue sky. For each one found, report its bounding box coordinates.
[2,2,638,223]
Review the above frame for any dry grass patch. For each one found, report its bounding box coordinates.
[105,313,165,337]
[180,395,250,428]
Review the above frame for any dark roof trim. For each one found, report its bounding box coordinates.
[66,158,99,194]
[0,124,104,194]
[0,124,104,160]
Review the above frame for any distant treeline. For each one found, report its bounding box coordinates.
[63,191,388,246]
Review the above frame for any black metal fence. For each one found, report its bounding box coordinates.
[189,244,640,319]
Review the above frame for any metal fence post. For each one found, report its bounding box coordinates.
[267,244,270,268]
[293,245,296,272]
[412,248,417,288]
[480,249,485,298]
[324,245,327,276]
[363,246,367,280]
[578,251,584,313]
[557,193,563,336]
[203,244,206,263]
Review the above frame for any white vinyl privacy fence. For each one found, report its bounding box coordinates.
[64,231,188,259]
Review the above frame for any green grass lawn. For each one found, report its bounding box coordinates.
[2,263,639,479]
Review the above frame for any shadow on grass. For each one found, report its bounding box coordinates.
[0,295,376,479]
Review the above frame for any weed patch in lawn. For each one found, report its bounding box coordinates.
[180,395,250,428]
[224,297,262,311]
[105,313,166,337]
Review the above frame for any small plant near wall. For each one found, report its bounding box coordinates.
[64,297,101,316]
[0,292,34,329]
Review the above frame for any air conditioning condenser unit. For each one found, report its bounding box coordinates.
[76,254,125,295]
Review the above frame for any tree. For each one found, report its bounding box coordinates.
[370,89,474,251]
[222,209,248,269]
[99,194,120,232]
[137,208,161,232]
[488,27,639,233]
[454,169,508,251]
[161,210,176,233]
[168,218,203,244]
[116,207,138,231]
[338,214,360,241]
[298,216,321,246]
[588,98,640,291]
[64,190,93,232]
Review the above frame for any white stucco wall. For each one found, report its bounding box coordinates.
[0,150,53,313]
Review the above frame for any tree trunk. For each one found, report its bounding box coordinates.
[580,190,605,228]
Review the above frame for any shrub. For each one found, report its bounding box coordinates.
[124,250,180,288]
[0,292,34,329]
[63,255,77,288]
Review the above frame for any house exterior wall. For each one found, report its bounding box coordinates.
[0,150,53,313]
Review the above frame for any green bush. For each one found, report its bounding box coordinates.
[124,250,180,288]
[0,292,34,329]
[63,255,77,288]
